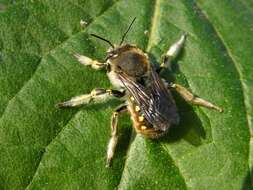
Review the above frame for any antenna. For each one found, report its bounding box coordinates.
[90,34,114,48]
[120,17,136,45]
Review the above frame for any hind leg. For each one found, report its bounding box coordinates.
[170,83,223,112]
[106,104,127,167]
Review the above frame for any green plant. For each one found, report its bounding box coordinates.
[0,0,252,189]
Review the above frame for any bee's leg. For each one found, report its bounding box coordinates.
[106,104,127,167]
[158,33,187,72]
[57,89,125,108]
[170,83,223,112]
[74,53,106,70]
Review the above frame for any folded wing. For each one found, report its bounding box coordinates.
[118,67,179,131]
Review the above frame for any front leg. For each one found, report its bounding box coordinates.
[74,53,106,70]
[57,88,125,108]
[170,83,223,112]
[158,33,187,72]
[106,104,127,167]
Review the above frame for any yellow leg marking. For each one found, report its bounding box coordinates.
[135,106,140,112]
[141,125,147,130]
[138,115,145,122]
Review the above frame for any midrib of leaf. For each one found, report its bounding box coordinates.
[146,0,160,52]
[150,4,203,190]
[143,1,209,189]
[118,0,189,189]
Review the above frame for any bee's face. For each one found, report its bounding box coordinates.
[107,44,149,78]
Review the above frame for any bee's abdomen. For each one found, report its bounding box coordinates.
[127,100,163,138]
[127,100,150,130]
[127,96,169,139]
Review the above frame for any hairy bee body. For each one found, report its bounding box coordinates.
[58,18,222,166]
[106,44,179,138]
[127,98,165,139]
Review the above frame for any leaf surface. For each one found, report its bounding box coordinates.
[0,0,252,190]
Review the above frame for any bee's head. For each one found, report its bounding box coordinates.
[90,18,148,77]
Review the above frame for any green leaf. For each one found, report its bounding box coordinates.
[0,0,252,189]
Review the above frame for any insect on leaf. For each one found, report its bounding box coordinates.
[0,0,252,190]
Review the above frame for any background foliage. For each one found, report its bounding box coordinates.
[0,0,252,189]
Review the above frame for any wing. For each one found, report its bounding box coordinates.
[118,67,179,131]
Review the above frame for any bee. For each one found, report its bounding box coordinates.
[57,18,223,167]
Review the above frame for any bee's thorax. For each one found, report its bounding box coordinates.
[108,44,150,78]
